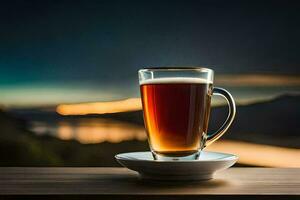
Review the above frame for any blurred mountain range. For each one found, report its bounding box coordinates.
[90,94,300,148]
[0,108,148,166]
[8,94,300,148]
[0,94,299,166]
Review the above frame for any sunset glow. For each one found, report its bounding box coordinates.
[207,140,300,168]
[56,98,142,115]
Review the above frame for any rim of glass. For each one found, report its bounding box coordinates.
[139,66,213,73]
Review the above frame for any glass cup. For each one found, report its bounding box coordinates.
[139,67,236,160]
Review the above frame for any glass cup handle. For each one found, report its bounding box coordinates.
[204,87,236,147]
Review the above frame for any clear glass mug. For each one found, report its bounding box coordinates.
[139,67,236,160]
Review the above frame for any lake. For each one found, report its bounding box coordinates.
[29,118,147,144]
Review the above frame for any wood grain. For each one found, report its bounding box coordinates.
[0,167,299,199]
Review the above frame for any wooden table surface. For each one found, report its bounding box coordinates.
[0,167,299,199]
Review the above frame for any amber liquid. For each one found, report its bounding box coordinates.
[141,82,212,157]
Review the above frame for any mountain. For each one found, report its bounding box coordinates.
[1,94,299,167]
[8,94,300,148]
[99,94,300,148]
[214,94,299,147]
[0,109,148,166]
[0,109,63,166]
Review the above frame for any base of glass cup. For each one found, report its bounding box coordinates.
[152,151,201,161]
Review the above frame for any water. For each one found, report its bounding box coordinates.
[29,118,147,144]
[26,113,300,167]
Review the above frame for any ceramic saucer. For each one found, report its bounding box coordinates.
[115,151,238,181]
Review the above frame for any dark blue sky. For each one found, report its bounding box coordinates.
[0,0,299,106]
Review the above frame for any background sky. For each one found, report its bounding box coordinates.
[0,0,299,107]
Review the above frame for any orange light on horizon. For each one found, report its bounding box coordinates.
[207,140,300,168]
[56,98,142,115]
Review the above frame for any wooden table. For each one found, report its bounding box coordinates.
[0,167,299,199]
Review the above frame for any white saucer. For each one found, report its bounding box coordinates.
[115,151,238,181]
